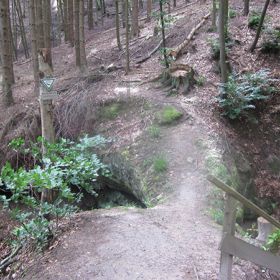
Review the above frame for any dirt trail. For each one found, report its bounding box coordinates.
[22,111,245,279]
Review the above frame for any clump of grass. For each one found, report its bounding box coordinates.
[101,103,122,119]
[196,76,206,87]
[158,106,183,125]
[148,125,161,138]
[153,155,168,173]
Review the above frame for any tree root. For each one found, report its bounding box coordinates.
[0,245,22,272]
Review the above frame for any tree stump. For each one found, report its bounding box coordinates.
[256,217,274,243]
[160,63,196,95]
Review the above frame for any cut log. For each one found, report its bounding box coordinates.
[168,12,211,60]
[160,63,196,95]
[136,34,171,64]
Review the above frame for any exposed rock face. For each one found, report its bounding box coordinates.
[102,153,147,205]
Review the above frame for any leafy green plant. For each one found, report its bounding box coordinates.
[218,69,276,120]
[248,11,262,29]
[148,125,161,138]
[153,155,168,173]
[0,135,109,249]
[265,229,280,252]
[228,9,237,19]
[158,105,183,124]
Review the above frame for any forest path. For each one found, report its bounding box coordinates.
[23,100,244,279]
[20,1,245,279]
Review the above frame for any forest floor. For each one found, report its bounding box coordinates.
[1,0,280,279]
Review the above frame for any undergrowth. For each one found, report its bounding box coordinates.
[0,135,109,250]
[218,69,276,120]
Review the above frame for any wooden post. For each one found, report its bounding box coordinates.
[39,85,56,203]
[219,194,236,280]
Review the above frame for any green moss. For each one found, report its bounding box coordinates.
[158,106,183,125]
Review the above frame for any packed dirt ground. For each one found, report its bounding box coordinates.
[1,0,280,279]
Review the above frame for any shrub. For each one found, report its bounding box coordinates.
[261,28,280,54]
[265,230,280,253]
[218,69,276,120]
[248,11,262,29]
[0,135,109,249]
[153,155,168,173]
[158,106,183,124]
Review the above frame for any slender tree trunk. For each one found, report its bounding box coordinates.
[36,0,44,48]
[121,0,126,27]
[219,0,227,84]
[173,0,177,8]
[79,0,87,72]
[15,0,29,58]
[212,0,217,30]
[250,0,270,52]
[88,0,94,29]
[115,0,122,50]
[64,0,69,41]
[125,0,129,73]
[74,0,81,67]
[12,0,18,60]
[7,5,15,83]
[29,0,40,95]
[243,0,249,16]
[147,0,152,22]
[0,0,14,106]
[224,0,228,38]
[131,0,139,37]
[159,0,168,68]
[68,0,74,46]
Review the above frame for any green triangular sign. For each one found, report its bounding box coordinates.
[41,77,55,92]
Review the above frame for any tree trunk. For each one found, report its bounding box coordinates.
[219,0,227,84]
[159,0,168,68]
[131,0,139,37]
[125,0,129,73]
[12,0,18,61]
[79,0,88,72]
[36,0,44,48]
[121,0,126,27]
[212,0,217,29]
[15,0,29,58]
[250,0,270,52]
[64,0,69,41]
[243,0,249,16]
[88,0,94,29]
[146,0,152,22]
[68,0,74,46]
[115,0,122,50]
[7,4,15,83]
[0,0,14,106]
[29,0,40,95]
[74,0,81,67]
[43,0,52,68]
